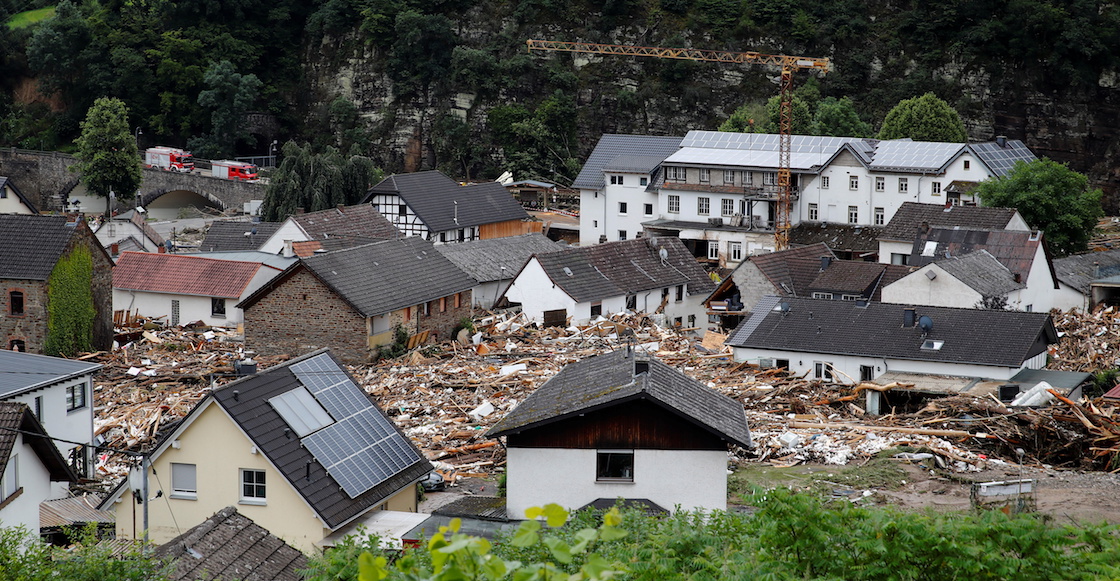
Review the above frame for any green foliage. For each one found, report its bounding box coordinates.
[975,158,1104,257]
[487,92,580,184]
[376,324,411,360]
[878,92,968,142]
[44,245,95,357]
[260,141,383,221]
[0,522,169,581]
[814,96,872,137]
[191,60,262,158]
[387,10,457,97]
[6,7,55,29]
[72,96,142,214]
[718,102,766,133]
[303,527,387,581]
[1090,369,1119,399]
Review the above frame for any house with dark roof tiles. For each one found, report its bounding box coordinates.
[257,204,399,255]
[154,506,308,581]
[434,233,565,309]
[200,220,282,252]
[0,402,79,534]
[0,177,39,214]
[877,202,1029,266]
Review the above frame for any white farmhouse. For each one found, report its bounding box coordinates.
[0,402,78,534]
[0,177,38,214]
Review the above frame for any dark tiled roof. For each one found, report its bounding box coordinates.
[933,250,1025,297]
[908,228,1039,281]
[0,402,76,483]
[1053,249,1120,294]
[435,233,564,283]
[292,204,400,241]
[113,252,264,298]
[200,221,282,252]
[0,177,39,213]
[747,243,835,295]
[433,496,510,522]
[808,260,898,298]
[879,202,1018,242]
[0,214,79,280]
[293,237,476,317]
[0,350,101,399]
[363,171,528,232]
[602,154,671,173]
[530,237,715,303]
[727,297,1055,368]
[291,237,385,257]
[579,498,668,515]
[212,350,431,530]
[154,506,308,581]
[789,223,883,254]
[572,134,683,190]
[487,350,751,448]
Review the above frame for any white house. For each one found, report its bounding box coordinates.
[0,402,79,533]
[486,349,751,518]
[500,237,715,329]
[112,252,290,329]
[435,233,565,309]
[876,202,1030,266]
[94,210,165,254]
[257,204,399,255]
[0,177,38,214]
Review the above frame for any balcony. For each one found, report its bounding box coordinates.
[660,181,799,200]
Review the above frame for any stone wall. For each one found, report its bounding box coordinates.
[1,280,47,353]
[406,291,473,343]
[243,268,371,362]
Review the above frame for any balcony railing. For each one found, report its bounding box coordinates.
[661,182,799,199]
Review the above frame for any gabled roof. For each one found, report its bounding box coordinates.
[1053,249,1120,294]
[113,252,265,299]
[0,350,101,399]
[290,237,385,257]
[200,221,282,252]
[154,506,308,581]
[192,251,297,271]
[880,202,1019,242]
[435,233,564,283]
[256,237,475,317]
[486,350,750,448]
[572,134,683,190]
[727,296,1056,368]
[969,140,1038,176]
[0,214,83,280]
[528,237,715,303]
[807,259,910,300]
[747,243,835,295]
[789,223,883,255]
[0,402,77,484]
[292,204,400,241]
[908,227,1040,282]
[602,154,671,174]
[40,496,114,530]
[0,177,39,213]
[931,250,1025,297]
[362,171,528,232]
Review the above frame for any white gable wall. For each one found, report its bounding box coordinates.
[881,264,993,308]
[732,347,1038,384]
[6,376,93,497]
[1,437,60,533]
[579,174,658,246]
[96,221,160,252]
[258,220,307,254]
[503,258,579,323]
[0,184,34,214]
[505,447,726,518]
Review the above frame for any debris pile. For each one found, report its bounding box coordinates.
[1050,306,1120,372]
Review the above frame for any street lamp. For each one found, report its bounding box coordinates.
[269,140,278,167]
[134,127,142,145]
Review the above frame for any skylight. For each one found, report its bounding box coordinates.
[921,339,944,351]
[269,386,334,436]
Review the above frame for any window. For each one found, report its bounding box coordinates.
[697,197,710,215]
[398,204,408,217]
[744,172,753,186]
[860,365,874,382]
[590,301,602,318]
[1025,304,1033,312]
[626,295,637,310]
[593,220,598,227]
[898,178,908,193]
[609,175,624,185]
[34,396,42,421]
[842,294,861,301]
[640,177,648,186]
[241,469,266,504]
[596,450,634,481]
[699,169,710,183]
[687,314,695,327]
[2,455,16,499]
[808,203,819,221]
[66,383,86,411]
[849,175,859,190]
[666,167,685,182]
[764,172,777,186]
[931,181,942,195]
[724,170,736,185]
[875,177,884,192]
[729,241,743,261]
[171,463,197,499]
[814,362,834,381]
[874,207,885,225]
[667,195,680,213]
[812,292,834,299]
[848,206,859,224]
[643,203,653,216]
[891,253,909,266]
[707,242,719,260]
[963,160,971,170]
[211,297,226,318]
[821,176,830,189]
[8,291,23,316]
[721,199,735,216]
[8,340,24,352]
[618,202,628,214]
[661,288,669,301]
[675,285,683,302]
[618,230,627,241]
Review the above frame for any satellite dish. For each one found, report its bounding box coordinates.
[658,248,669,262]
[779,301,790,313]
[917,315,933,334]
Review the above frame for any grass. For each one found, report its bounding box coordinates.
[729,448,915,504]
[6,7,55,29]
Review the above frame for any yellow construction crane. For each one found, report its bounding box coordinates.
[526,39,829,251]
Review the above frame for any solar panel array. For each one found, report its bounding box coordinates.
[679,130,863,154]
[870,141,963,171]
[971,141,1036,177]
[665,148,846,171]
[729,295,782,345]
[291,354,422,499]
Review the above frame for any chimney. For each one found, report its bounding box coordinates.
[337,203,345,211]
[944,200,952,210]
[919,221,930,234]
[903,308,916,328]
[996,135,1008,148]
[282,240,294,258]
[599,235,608,244]
[110,242,119,256]
[295,208,305,215]
[1095,261,1101,279]
[1013,272,1021,283]
[820,256,832,271]
[157,245,166,254]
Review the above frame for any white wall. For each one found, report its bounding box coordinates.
[880,265,989,308]
[503,259,578,323]
[258,220,306,254]
[7,377,93,469]
[115,265,278,328]
[505,447,727,518]
[732,347,1034,384]
[0,439,62,532]
[578,173,657,246]
[0,185,34,214]
[96,221,160,252]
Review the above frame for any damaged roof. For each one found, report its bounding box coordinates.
[154,506,308,581]
[908,227,1041,282]
[806,259,911,300]
[486,349,751,448]
[880,202,1020,242]
[435,233,564,283]
[363,171,528,232]
[572,134,683,191]
[789,223,883,255]
[1053,249,1120,294]
[930,250,1026,297]
[747,243,835,295]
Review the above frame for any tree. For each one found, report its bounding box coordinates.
[260,141,383,221]
[0,523,171,580]
[191,60,262,158]
[814,96,872,137]
[975,158,1103,257]
[718,102,767,133]
[877,92,968,142]
[72,97,143,217]
[719,96,812,135]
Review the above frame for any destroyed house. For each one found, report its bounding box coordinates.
[487,349,751,517]
[100,349,432,553]
[500,237,715,329]
[0,214,113,353]
[257,204,399,255]
[0,402,78,535]
[362,171,531,243]
[239,236,476,362]
[727,296,1057,384]
[877,202,1028,266]
[154,506,308,581]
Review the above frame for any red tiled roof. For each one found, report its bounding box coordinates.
[1104,384,1120,400]
[113,252,262,298]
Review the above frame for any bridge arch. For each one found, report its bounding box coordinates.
[138,188,226,219]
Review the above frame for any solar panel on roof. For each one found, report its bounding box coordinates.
[731,295,781,344]
[269,387,333,437]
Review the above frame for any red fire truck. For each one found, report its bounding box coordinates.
[144,147,194,172]
[211,160,259,182]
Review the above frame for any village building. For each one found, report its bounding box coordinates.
[487,349,751,517]
[876,202,1030,266]
[0,402,79,535]
[93,209,166,255]
[257,203,400,255]
[1053,248,1120,311]
[199,220,283,252]
[99,349,432,553]
[0,177,38,214]
[239,237,475,362]
[0,214,113,353]
[434,233,565,309]
[362,171,534,243]
[500,237,715,329]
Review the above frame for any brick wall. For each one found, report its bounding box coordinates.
[1,280,47,352]
[244,268,371,362]
[409,290,474,342]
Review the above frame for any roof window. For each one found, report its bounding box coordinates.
[920,339,944,351]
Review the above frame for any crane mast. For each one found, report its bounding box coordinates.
[526,39,829,251]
